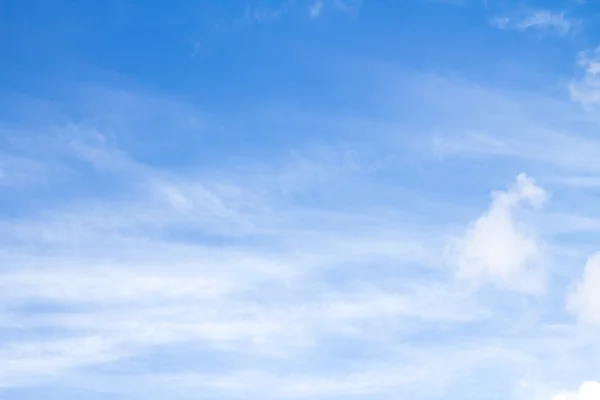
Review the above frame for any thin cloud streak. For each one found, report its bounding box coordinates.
[490,10,574,36]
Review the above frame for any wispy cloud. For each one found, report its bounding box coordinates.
[570,47,600,107]
[6,67,587,399]
[238,0,359,24]
[4,4,600,395]
[0,86,470,392]
[309,0,323,19]
[490,10,574,36]
[2,64,600,397]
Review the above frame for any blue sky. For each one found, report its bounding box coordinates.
[2,0,600,399]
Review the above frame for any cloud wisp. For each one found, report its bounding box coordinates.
[491,10,574,36]
[570,47,600,107]
[0,97,478,394]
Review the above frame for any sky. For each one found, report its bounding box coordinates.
[2,0,600,399]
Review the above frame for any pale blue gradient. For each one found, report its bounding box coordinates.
[2,1,600,399]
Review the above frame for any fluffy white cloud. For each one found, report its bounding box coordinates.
[553,381,600,400]
[451,173,548,292]
[567,252,600,325]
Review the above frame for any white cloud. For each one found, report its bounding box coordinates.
[491,10,573,36]
[570,47,600,107]
[449,173,548,292]
[553,381,600,400]
[567,252,600,325]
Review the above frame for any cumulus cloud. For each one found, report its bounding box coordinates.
[450,173,548,292]
[553,381,600,400]
[491,10,573,36]
[570,47,600,107]
[567,252,600,325]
